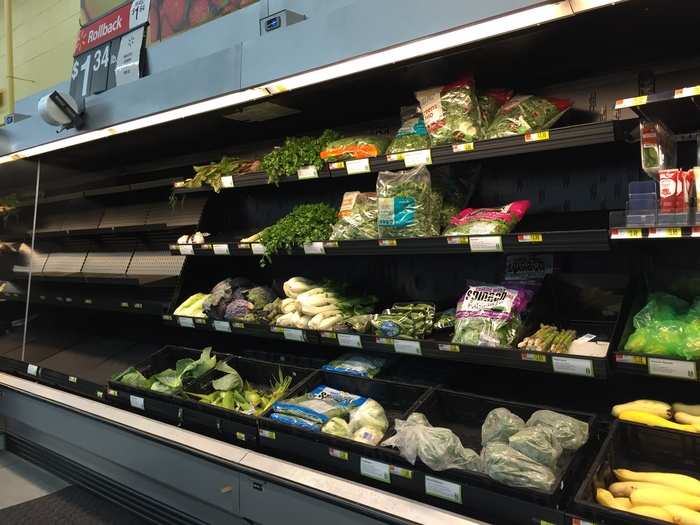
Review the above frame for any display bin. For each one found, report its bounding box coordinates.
[573,421,700,525]
[108,345,229,425]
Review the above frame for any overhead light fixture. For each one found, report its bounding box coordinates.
[0,0,624,165]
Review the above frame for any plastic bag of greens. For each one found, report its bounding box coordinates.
[453,285,533,347]
[434,308,456,331]
[481,443,556,492]
[640,121,675,176]
[349,399,388,433]
[371,303,435,339]
[273,385,366,424]
[624,320,687,357]
[377,166,436,238]
[322,354,387,379]
[683,322,700,360]
[320,136,390,163]
[526,410,588,451]
[329,192,378,241]
[321,417,352,438]
[486,95,572,139]
[416,76,482,145]
[509,425,563,469]
[382,413,482,472]
[478,89,513,131]
[387,106,431,155]
[633,293,689,329]
[482,407,525,446]
[443,201,530,237]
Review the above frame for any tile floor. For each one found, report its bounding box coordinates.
[0,450,70,510]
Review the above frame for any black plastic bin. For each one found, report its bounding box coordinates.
[574,421,700,525]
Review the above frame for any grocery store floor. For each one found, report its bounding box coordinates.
[0,451,150,524]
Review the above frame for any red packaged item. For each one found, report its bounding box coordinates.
[658,169,680,211]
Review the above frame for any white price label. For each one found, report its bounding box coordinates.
[403,149,432,167]
[574,333,598,344]
[345,158,371,175]
[360,458,390,483]
[303,242,326,255]
[393,339,421,355]
[615,354,647,365]
[615,95,648,109]
[26,364,38,376]
[283,328,306,342]
[251,243,267,255]
[552,356,594,377]
[452,142,475,153]
[212,244,230,255]
[179,245,194,255]
[674,86,700,98]
[221,175,234,188]
[469,236,503,252]
[177,317,195,328]
[649,227,682,238]
[297,166,319,179]
[337,333,362,349]
[425,476,462,503]
[129,0,150,27]
[259,429,276,439]
[610,228,643,239]
[438,344,460,353]
[129,395,145,410]
[213,320,232,332]
[648,358,697,380]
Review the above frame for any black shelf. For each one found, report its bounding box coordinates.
[615,85,700,134]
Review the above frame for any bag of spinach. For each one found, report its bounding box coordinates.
[330,192,378,241]
[377,166,437,239]
[386,106,431,155]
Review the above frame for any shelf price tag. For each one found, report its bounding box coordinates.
[177,317,195,328]
[179,245,194,255]
[297,166,319,179]
[403,149,432,167]
[649,227,683,238]
[571,519,596,525]
[213,320,231,332]
[552,356,594,377]
[615,95,648,109]
[378,239,397,247]
[389,465,413,479]
[648,358,697,380]
[692,227,700,237]
[129,395,145,410]
[393,339,422,356]
[329,448,349,461]
[524,131,550,143]
[425,476,462,504]
[283,328,306,342]
[610,228,643,239]
[236,432,246,442]
[674,85,700,98]
[522,352,547,363]
[303,242,326,255]
[469,236,503,252]
[452,142,475,153]
[328,161,345,170]
[518,233,543,243]
[221,175,235,188]
[69,376,78,384]
[338,333,362,349]
[212,244,230,255]
[615,353,647,365]
[251,243,267,255]
[446,236,469,245]
[259,429,276,439]
[26,364,38,376]
[360,458,390,483]
[345,158,371,175]
[438,344,460,353]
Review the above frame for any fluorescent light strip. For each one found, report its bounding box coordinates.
[0,0,622,164]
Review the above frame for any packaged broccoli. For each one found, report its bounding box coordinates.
[272,385,366,424]
[377,166,437,239]
[443,200,530,237]
[481,443,557,492]
[329,192,378,241]
[478,89,513,131]
[416,76,482,145]
[481,407,525,446]
[322,354,387,379]
[526,410,589,451]
[386,106,431,155]
[320,136,390,163]
[486,95,572,138]
[509,425,563,469]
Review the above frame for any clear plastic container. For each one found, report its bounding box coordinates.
[640,121,676,178]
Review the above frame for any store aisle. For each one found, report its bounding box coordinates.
[0,450,69,510]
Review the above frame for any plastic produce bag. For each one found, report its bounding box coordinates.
[416,76,482,145]
[633,293,689,329]
[683,321,700,360]
[482,407,525,446]
[349,399,388,433]
[371,303,436,339]
[640,121,676,177]
[509,425,563,469]
[329,192,378,241]
[478,89,513,131]
[353,426,385,445]
[526,410,588,451]
[270,413,321,432]
[486,95,572,139]
[273,385,366,424]
[481,443,556,492]
[320,136,390,162]
[322,354,387,379]
[377,166,437,239]
[624,320,686,357]
[322,417,352,438]
[387,106,431,155]
[382,413,482,472]
[453,285,533,347]
[444,201,530,237]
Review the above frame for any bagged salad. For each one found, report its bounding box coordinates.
[272,385,366,425]
[478,89,513,131]
[416,76,482,145]
[444,200,530,236]
[486,95,572,139]
[329,192,378,241]
[372,302,436,339]
[320,136,390,163]
[387,106,431,155]
[377,166,437,239]
[322,354,387,379]
[452,284,533,347]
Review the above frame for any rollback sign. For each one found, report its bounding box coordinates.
[70,0,150,106]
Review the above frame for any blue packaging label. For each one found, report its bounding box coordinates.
[378,197,416,227]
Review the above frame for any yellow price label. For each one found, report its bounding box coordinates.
[452,142,475,153]
[650,227,682,238]
[674,86,700,98]
[328,162,345,170]
[615,95,648,109]
[521,352,547,363]
[378,239,397,247]
[611,228,643,239]
[518,233,543,243]
[524,131,550,143]
[446,236,469,245]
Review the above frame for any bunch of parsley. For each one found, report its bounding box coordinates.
[262,130,340,185]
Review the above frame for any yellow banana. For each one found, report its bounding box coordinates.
[596,488,632,510]
[674,403,700,417]
[631,488,700,510]
[612,400,672,419]
[628,506,672,522]
[675,412,700,426]
[609,481,670,497]
[615,469,700,496]
[664,505,700,525]
[618,411,699,434]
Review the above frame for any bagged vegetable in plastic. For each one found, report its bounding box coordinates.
[321,417,352,438]
[526,410,588,451]
[320,136,391,162]
[683,321,700,360]
[371,302,436,339]
[273,385,366,424]
[478,89,513,131]
[382,413,482,472]
[640,121,675,177]
[329,192,378,241]
[387,106,431,155]
[453,284,533,347]
[624,320,686,357]
[482,407,525,446]
[270,413,321,432]
[377,166,437,238]
[509,425,563,469]
[416,76,482,145]
[481,443,556,492]
[434,309,456,331]
[349,399,388,433]
[632,293,689,329]
[486,95,572,139]
[444,201,530,237]
[353,426,385,445]
[322,354,387,378]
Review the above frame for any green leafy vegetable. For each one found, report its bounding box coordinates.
[329,192,378,241]
[377,166,437,239]
[262,130,340,185]
[212,371,243,391]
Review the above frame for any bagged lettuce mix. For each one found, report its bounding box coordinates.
[387,106,431,155]
[486,95,572,138]
[416,76,482,146]
[377,166,437,239]
[478,89,513,131]
[481,442,556,492]
[482,407,525,446]
[273,385,366,424]
[322,354,387,379]
[320,136,390,163]
[444,200,530,236]
[330,191,378,241]
[452,284,533,347]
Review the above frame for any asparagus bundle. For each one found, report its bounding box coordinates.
[517,324,577,353]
